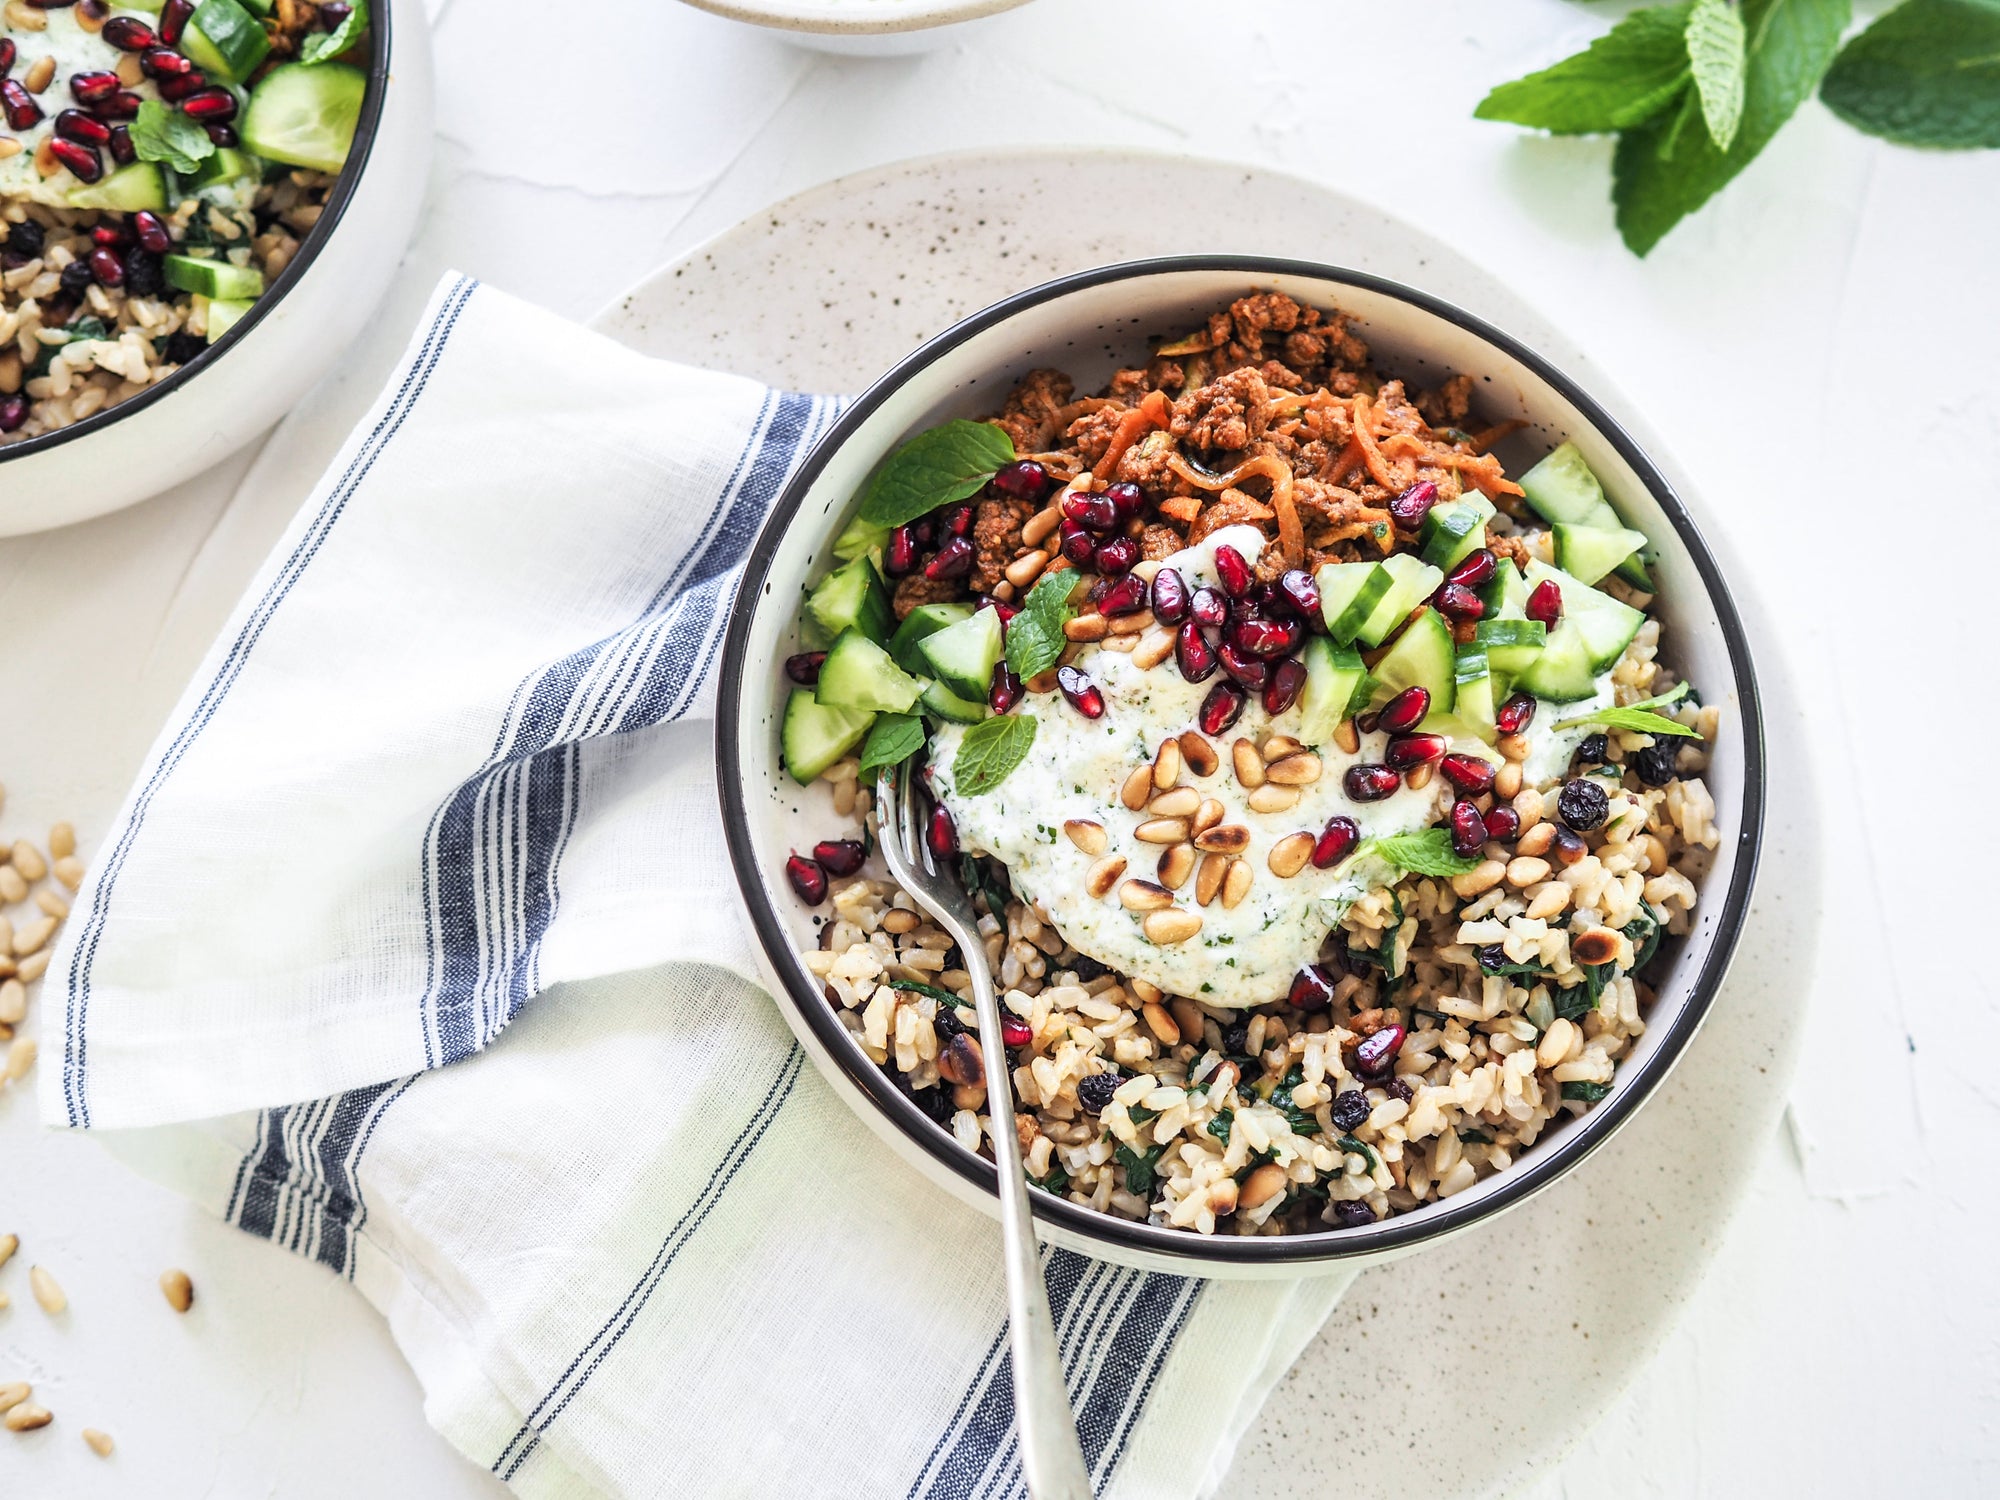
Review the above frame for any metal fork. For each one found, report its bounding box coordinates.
[878,765,1094,1500]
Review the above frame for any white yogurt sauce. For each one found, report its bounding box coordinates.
[929,526,1610,1005]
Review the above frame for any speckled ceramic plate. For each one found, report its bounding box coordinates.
[589,148,1819,1498]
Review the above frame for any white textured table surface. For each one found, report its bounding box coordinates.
[2,1,1995,1496]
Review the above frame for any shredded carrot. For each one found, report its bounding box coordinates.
[1092,390,1172,481]
[1420,449,1525,498]
[1158,493,1203,525]
[1465,419,1528,455]
[1326,436,1366,487]
[1350,393,1400,492]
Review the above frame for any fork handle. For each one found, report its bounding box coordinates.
[968,958,1095,1499]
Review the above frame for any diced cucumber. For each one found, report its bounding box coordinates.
[1354,552,1444,647]
[888,602,972,677]
[920,679,988,724]
[181,0,272,83]
[815,630,925,715]
[1418,495,1494,571]
[1450,646,1499,743]
[1315,560,1391,645]
[781,688,874,784]
[1553,521,1649,588]
[164,254,266,301]
[1524,560,1644,671]
[1478,556,1532,619]
[1519,441,1620,528]
[831,514,891,564]
[240,62,366,173]
[184,147,258,191]
[66,162,167,212]
[1369,608,1456,717]
[1297,637,1366,744]
[1472,617,1546,677]
[1510,621,1600,702]
[803,553,893,646]
[917,605,1005,702]
[204,296,255,341]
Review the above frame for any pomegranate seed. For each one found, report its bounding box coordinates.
[55,108,110,145]
[1212,544,1253,597]
[1095,572,1147,616]
[2,80,42,131]
[1388,480,1439,530]
[1189,586,1228,628]
[1175,618,1216,683]
[160,0,195,46]
[1216,640,1268,691]
[992,459,1049,501]
[784,853,828,905]
[102,16,159,51]
[884,524,917,576]
[989,660,1022,714]
[106,124,134,163]
[1353,1024,1406,1079]
[1450,799,1487,857]
[1343,764,1400,801]
[1150,567,1189,624]
[1484,804,1522,842]
[909,517,936,546]
[1384,733,1446,771]
[93,88,143,118]
[942,502,973,537]
[1526,578,1564,628]
[1434,583,1485,622]
[1377,686,1430,734]
[1000,1015,1034,1048]
[178,87,238,122]
[1439,753,1497,795]
[91,222,127,248]
[1446,548,1497,589]
[1104,480,1146,523]
[202,121,237,148]
[1199,680,1247,736]
[156,72,204,102]
[1058,517,1097,567]
[1494,692,1536,736]
[927,804,959,859]
[783,651,825,685]
[812,839,866,877]
[1263,657,1307,715]
[1313,815,1360,868]
[140,46,193,80]
[1094,535,1139,576]
[0,395,25,433]
[1278,568,1320,618]
[58,140,106,185]
[1061,489,1117,533]
[1056,665,1104,719]
[0,39,13,77]
[69,69,120,104]
[87,242,122,283]
[1229,615,1295,660]
[924,535,973,580]
[131,209,170,254]
[1288,965,1338,1011]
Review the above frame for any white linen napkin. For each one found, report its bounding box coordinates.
[46,273,1351,1498]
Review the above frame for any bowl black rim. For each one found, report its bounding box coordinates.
[0,3,395,463]
[716,254,1766,1268]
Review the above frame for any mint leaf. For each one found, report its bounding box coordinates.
[1356,828,1483,879]
[301,0,368,64]
[951,711,1036,796]
[1475,3,1695,134]
[1821,0,2000,149]
[1687,0,1749,150]
[1003,568,1080,681]
[857,712,924,779]
[857,420,1015,529]
[129,99,215,175]
[1612,0,1851,254]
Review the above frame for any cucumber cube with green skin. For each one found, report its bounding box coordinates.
[1369,607,1457,717]
[1523,560,1643,671]
[1315,560,1390,645]
[1472,616,1546,677]
[888,602,973,677]
[1448,646,1499,743]
[814,629,925,715]
[183,147,258,191]
[164,254,266,301]
[1478,555,1532,619]
[1353,552,1444,647]
[240,62,366,173]
[1296,637,1367,744]
[1417,495,1495,571]
[1509,621,1600,702]
[803,553,893,646]
[831,514,891,564]
[182,0,272,83]
[781,689,874,783]
[203,296,255,341]
[67,162,168,213]
[1553,521,1649,588]
[920,678,988,724]
[917,606,1005,703]
[1519,441,1620,528]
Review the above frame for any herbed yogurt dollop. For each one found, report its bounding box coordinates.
[928,527,1608,1004]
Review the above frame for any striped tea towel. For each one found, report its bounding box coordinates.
[46,273,1353,1499]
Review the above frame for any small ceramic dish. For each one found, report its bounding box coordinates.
[676,0,1037,55]
[716,256,1765,1278]
[0,2,433,538]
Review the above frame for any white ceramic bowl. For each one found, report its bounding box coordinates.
[0,3,433,538]
[718,257,1766,1278]
[676,0,1036,55]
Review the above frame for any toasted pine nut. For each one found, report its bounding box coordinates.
[1265,752,1322,786]
[47,823,74,860]
[1497,733,1530,763]
[1063,613,1108,643]
[1063,819,1106,855]
[1231,739,1265,788]
[1516,822,1555,858]
[1405,762,1434,791]
[1639,833,1669,876]
[82,1428,113,1457]
[159,1267,194,1313]
[115,50,142,85]
[1506,856,1552,888]
[1119,879,1173,912]
[1193,824,1250,855]
[1152,738,1182,790]
[1450,859,1507,898]
[881,908,919,934]
[1106,608,1154,636]
[1332,718,1360,754]
[1537,1018,1577,1070]
[1003,551,1048,590]
[1207,1177,1239,1214]
[4,3,46,32]
[0,1233,15,1271]
[0,140,18,162]
[1239,1161,1289,1210]
[1268,832,1315,878]
[0,869,21,902]
[1526,883,1570,920]
[1190,798,1224,837]
[4,1402,51,1432]
[3,1037,34,1082]
[1120,765,1153,811]
[1221,857,1253,909]
[1130,977,1162,1003]
[1025,669,1060,694]
[1134,818,1190,845]
[1195,852,1228,906]
[1177,731,1219,777]
[1099,631,1137,654]
[1247,783,1300,814]
[1572,928,1621,966]
[11,841,45,882]
[34,138,57,178]
[1495,761,1523,799]
[0,1381,26,1413]
[1085,856,1127,899]
[1131,628,1175,670]
[15,951,47,984]
[1514,786,1544,830]
[14,915,56,957]
[0,980,22,1024]
[1142,1000,1182,1046]
[22,55,53,94]
[29,1264,64,1315]
[1022,507,1060,547]
[1147,786,1200,819]
[1156,843,1194,889]
[34,890,66,920]
[1143,909,1203,945]
[1260,734,1301,763]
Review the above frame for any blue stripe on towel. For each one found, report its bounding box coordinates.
[57,274,482,1129]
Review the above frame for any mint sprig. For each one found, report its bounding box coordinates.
[1687,0,1749,150]
[951,711,1036,796]
[301,0,369,64]
[857,712,925,779]
[1353,829,1484,880]
[1474,3,1697,134]
[1820,0,2000,148]
[1003,569,1080,682]
[857,420,1015,529]
[1554,681,1702,738]
[129,99,215,175]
